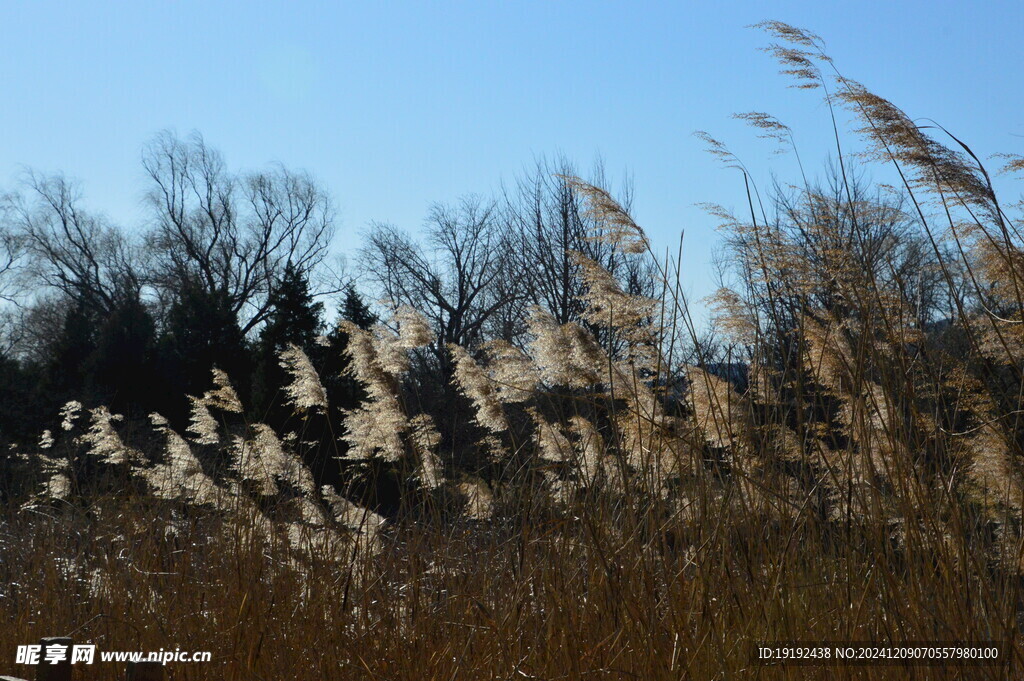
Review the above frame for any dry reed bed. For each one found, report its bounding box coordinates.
[3,21,1024,679]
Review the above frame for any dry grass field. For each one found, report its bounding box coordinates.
[2,22,1024,680]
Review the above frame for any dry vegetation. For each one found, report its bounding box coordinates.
[4,22,1024,680]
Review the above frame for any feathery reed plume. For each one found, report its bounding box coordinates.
[573,251,659,342]
[83,406,142,466]
[938,370,1024,513]
[567,416,607,485]
[261,424,317,495]
[801,316,894,488]
[613,409,659,475]
[759,21,999,221]
[684,366,752,453]
[355,306,433,381]
[450,344,508,432]
[369,325,412,378]
[457,478,494,520]
[279,343,329,414]
[393,304,435,348]
[801,315,852,395]
[35,452,71,501]
[282,520,351,565]
[542,469,574,506]
[42,470,72,501]
[341,322,385,382]
[560,176,650,254]
[321,484,384,532]
[583,356,665,463]
[838,81,997,213]
[339,322,408,461]
[450,339,541,436]
[202,368,244,413]
[733,111,794,153]
[341,403,407,461]
[994,153,1024,177]
[230,423,316,496]
[279,497,351,567]
[530,409,573,464]
[707,287,758,346]
[753,20,829,90]
[479,340,539,402]
[370,311,435,374]
[971,313,1024,366]
[186,395,220,445]
[59,400,82,431]
[143,412,222,505]
[321,484,386,555]
[290,496,330,526]
[230,432,279,496]
[963,420,1022,512]
[755,20,826,48]
[694,133,763,179]
[409,413,445,490]
[338,308,433,461]
[526,308,606,389]
[479,435,511,464]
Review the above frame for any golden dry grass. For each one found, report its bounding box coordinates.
[3,21,1024,680]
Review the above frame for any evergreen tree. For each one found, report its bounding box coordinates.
[319,285,377,413]
[341,284,377,331]
[306,285,378,492]
[0,355,46,444]
[157,280,251,424]
[89,294,157,417]
[261,262,326,350]
[251,262,325,420]
[41,300,99,406]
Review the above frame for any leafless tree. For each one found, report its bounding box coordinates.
[723,165,946,332]
[0,196,26,355]
[5,172,140,315]
[0,194,24,306]
[361,195,523,370]
[142,131,336,334]
[504,156,659,330]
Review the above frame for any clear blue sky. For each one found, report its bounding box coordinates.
[2,1,1022,311]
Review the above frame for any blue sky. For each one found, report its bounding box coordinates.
[2,1,1022,311]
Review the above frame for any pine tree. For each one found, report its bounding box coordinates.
[0,355,46,444]
[89,294,157,417]
[42,300,99,404]
[341,284,377,331]
[251,262,325,420]
[319,285,377,413]
[158,280,251,424]
[308,285,378,492]
[261,262,326,351]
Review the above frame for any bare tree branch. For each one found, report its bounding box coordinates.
[142,131,336,334]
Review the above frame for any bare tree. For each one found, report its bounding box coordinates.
[142,131,336,334]
[504,157,659,331]
[778,168,938,319]
[0,192,27,354]
[722,165,944,334]
[361,195,523,369]
[0,193,24,305]
[6,172,140,315]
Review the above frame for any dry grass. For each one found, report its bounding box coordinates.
[3,21,1024,680]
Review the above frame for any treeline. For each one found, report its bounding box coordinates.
[1,132,351,440]
[0,134,656,482]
